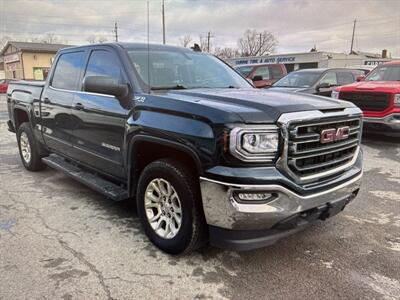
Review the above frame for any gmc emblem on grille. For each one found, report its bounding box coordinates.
[320,126,350,144]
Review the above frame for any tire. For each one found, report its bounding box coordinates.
[17,123,46,171]
[136,159,207,254]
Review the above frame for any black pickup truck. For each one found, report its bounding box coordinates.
[6,43,363,254]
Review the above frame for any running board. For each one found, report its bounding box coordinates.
[42,155,128,201]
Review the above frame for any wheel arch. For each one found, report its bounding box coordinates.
[127,135,203,198]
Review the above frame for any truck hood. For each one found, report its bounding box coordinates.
[338,81,400,93]
[166,88,354,123]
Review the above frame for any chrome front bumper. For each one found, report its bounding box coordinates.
[200,172,362,231]
[363,113,400,130]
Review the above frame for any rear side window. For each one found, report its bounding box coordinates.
[253,66,270,80]
[320,71,337,86]
[337,71,355,85]
[51,51,85,90]
[85,50,123,83]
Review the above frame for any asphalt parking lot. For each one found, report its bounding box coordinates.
[0,94,399,300]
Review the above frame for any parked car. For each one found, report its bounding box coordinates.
[0,79,12,93]
[7,43,363,254]
[234,63,287,88]
[270,68,364,97]
[332,61,400,137]
[345,65,376,75]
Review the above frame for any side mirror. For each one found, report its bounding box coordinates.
[316,82,330,90]
[252,75,263,82]
[83,76,129,98]
[356,75,365,82]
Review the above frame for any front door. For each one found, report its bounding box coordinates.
[71,49,128,179]
[40,50,86,157]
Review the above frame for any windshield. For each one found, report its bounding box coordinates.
[128,50,251,90]
[235,66,253,77]
[273,71,321,88]
[365,65,400,81]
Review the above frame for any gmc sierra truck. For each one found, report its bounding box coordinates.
[7,43,363,254]
[332,61,400,137]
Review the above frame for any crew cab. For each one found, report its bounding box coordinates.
[234,63,287,88]
[6,43,363,254]
[270,68,364,97]
[332,61,400,136]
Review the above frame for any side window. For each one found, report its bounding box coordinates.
[319,71,337,86]
[51,51,85,90]
[85,50,123,83]
[253,66,270,80]
[269,65,284,79]
[337,72,355,85]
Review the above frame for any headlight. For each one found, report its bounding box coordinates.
[331,90,340,99]
[394,94,400,107]
[229,126,279,162]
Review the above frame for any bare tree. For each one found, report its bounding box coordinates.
[42,33,61,44]
[237,29,277,57]
[198,35,212,52]
[87,35,108,44]
[179,35,192,48]
[214,47,240,59]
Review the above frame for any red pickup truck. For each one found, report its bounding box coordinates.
[332,61,400,136]
[234,63,287,88]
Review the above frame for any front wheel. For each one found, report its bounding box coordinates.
[136,159,207,254]
[17,123,46,171]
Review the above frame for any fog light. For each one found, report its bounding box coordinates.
[234,191,275,204]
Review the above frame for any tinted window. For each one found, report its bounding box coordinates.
[270,65,284,79]
[235,66,253,77]
[253,66,270,80]
[273,71,321,87]
[85,50,123,83]
[337,71,355,85]
[128,50,250,90]
[51,52,85,90]
[320,72,337,86]
[366,65,400,81]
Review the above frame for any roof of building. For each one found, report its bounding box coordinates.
[0,41,71,56]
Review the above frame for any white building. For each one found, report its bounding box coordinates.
[225,51,392,72]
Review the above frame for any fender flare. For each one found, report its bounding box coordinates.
[127,134,203,197]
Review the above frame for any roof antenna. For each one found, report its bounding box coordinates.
[147,0,151,94]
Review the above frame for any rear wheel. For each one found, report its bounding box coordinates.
[137,159,207,254]
[17,123,46,171]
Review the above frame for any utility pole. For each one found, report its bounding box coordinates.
[162,0,166,44]
[114,22,118,42]
[350,19,356,54]
[207,31,211,52]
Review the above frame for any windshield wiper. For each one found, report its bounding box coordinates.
[151,84,187,90]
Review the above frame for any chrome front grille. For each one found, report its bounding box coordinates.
[277,108,363,184]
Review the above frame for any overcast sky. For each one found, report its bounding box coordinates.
[1,0,399,57]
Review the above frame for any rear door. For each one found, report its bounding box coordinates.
[71,48,128,179]
[41,50,86,157]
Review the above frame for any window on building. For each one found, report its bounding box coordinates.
[51,51,85,90]
[84,50,123,83]
[33,67,51,81]
[253,66,270,80]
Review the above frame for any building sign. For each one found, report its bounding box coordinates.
[235,56,296,65]
[4,53,20,64]
[364,60,386,66]
[6,62,20,71]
